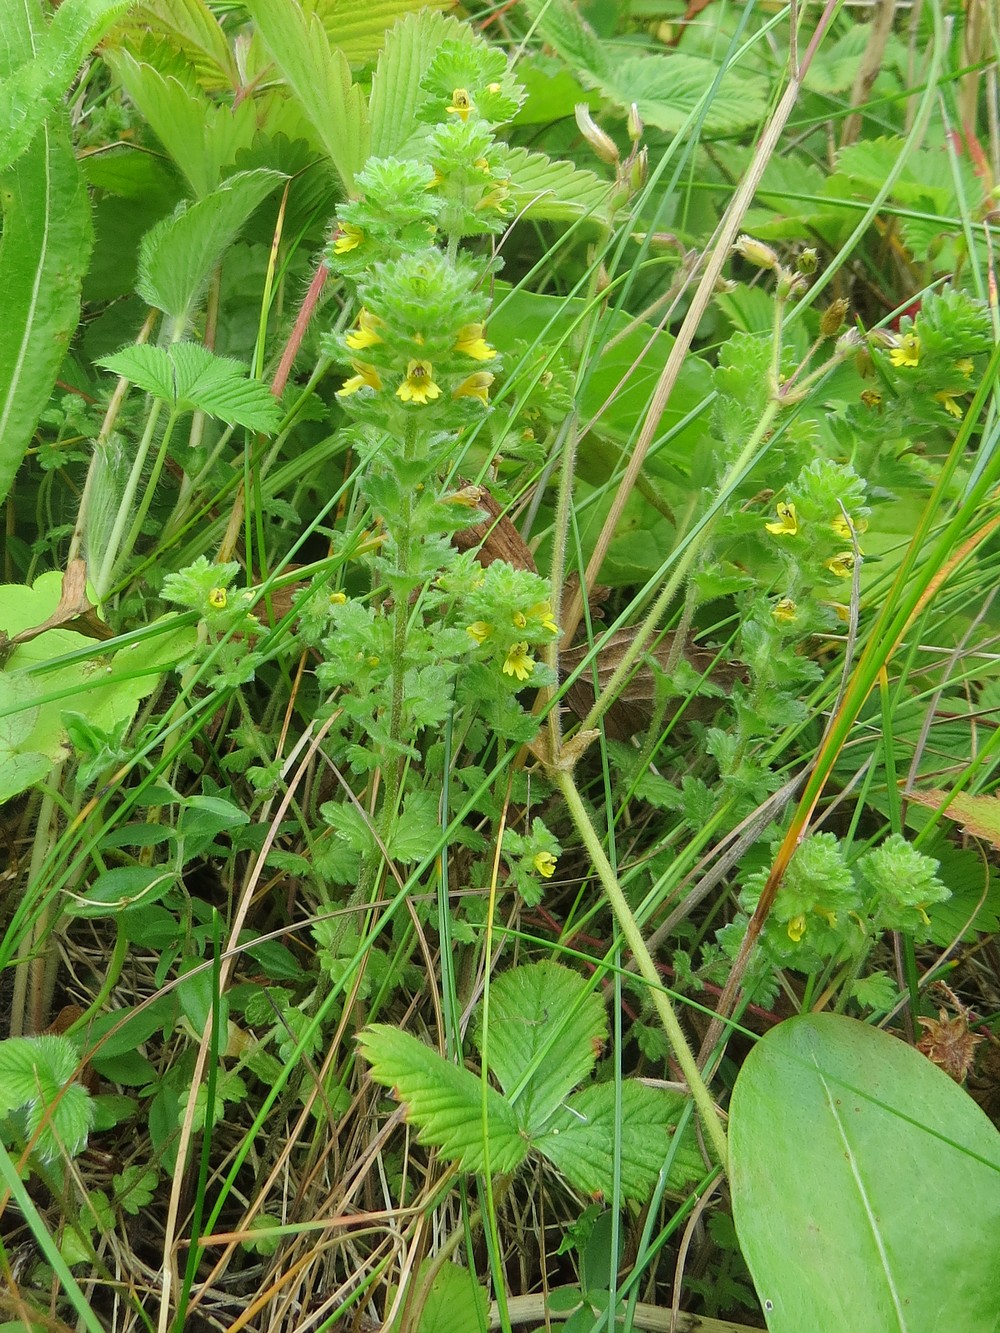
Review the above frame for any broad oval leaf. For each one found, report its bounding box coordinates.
[729,1013,1000,1333]
[65,865,177,918]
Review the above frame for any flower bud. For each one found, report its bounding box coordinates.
[575,104,619,166]
[797,247,819,274]
[627,103,644,142]
[733,234,779,270]
[629,146,648,192]
[821,298,849,339]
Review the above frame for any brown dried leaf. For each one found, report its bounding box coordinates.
[8,559,113,645]
[560,628,743,741]
[908,789,1000,850]
[451,482,536,572]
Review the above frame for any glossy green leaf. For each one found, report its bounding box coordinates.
[730,1014,1000,1333]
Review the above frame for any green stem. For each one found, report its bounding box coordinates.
[554,768,729,1168]
[93,396,165,599]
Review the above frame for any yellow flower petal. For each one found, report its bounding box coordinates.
[955,358,974,377]
[533,851,557,878]
[345,308,383,351]
[454,323,496,361]
[935,391,963,418]
[466,621,492,644]
[528,600,559,635]
[503,642,533,682]
[333,222,364,254]
[824,552,857,578]
[772,597,797,623]
[447,88,474,121]
[888,331,920,368]
[208,587,228,610]
[765,501,799,536]
[453,372,494,406]
[831,513,868,541]
[787,914,806,942]
[337,361,382,398]
[396,359,441,405]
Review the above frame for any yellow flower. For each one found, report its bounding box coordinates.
[935,391,963,419]
[337,361,382,398]
[533,851,557,878]
[787,914,806,943]
[333,222,364,254]
[956,357,974,377]
[454,323,496,361]
[889,331,920,368]
[208,587,228,610]
[528,600,559,634]
[466,621,492,644]
[329,591,348,605]
[772,597,798,623]
[448,88,474,121]
[765,501,799,536]
[831,513,868,542]
[396,359,441,405]
[825,552,857,578]
[345,308,383,351]
[860,388,882,410]
[503,642,534,682]
[453,372,494,406]
[823,601,851,623]
[513,611,527,629]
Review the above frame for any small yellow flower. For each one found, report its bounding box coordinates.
[367,655,380,667]
[448,88,474,121]
[445,485,484,508]
[345,308,383,351]
[935,391,963,418]
[823,601,851,623]
[825,552,857,578]
[329,591,348,605]
[765,501,799,536]
[333,222,364,254]
[452,372,494,406]
[860,389,882,410]
[528,600,559,634]
[208,587,228,610]
[337,361,382,398]
[533,851,557,878]
[467,621,492,644]
[396,359,441,405]
[474,157,492,174]
[513,611,527,629]
[503,641,534,682]
[787,914,806,943]
[831,513,868,542]
[772,597,798,623]
[956,357,974,377]
[454,323,496,361]
[889,331,920,368]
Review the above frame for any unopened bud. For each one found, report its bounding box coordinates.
[821,298,849,339]
[834,327,863,356]
[627,103,644,142]
[733,234,779,270]
[776,268,808,300]
[575,104,619,166]
[797,247,819,275]
[629,146,648,192]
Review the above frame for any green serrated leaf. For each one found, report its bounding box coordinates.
[388,788,440,863]
[535,1080,699,1201]
[480,962,606,1130]
[109,0,240,93]
[135,168,285,323]
[0,0,131,172]
[358,1024,527,1174]
[505,146,612,223]
[310,0,456,67]
[242,0,368,193]
[0,1034,94,1161]
[368,9,472,159]
[98,341,281,430]
[112,1164,158,1215]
